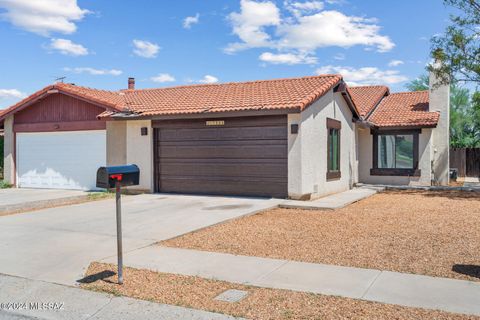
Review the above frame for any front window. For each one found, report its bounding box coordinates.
[327,118,341,180]
[328,128,340,171]
[378,134,414,169]
[371,130,420,176]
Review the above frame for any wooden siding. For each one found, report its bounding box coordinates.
[14,93,106,131]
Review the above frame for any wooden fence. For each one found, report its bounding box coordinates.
[450,148,480,177]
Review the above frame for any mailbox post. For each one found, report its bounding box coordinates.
[97,165,140,285]
[114,177,123,284]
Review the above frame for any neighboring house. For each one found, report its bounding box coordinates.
[0,71,449,199]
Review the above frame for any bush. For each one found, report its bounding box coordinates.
[0,180,12,189]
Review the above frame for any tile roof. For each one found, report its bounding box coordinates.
[0,75,344,121]
[348,85,389,118]
[0,75,440,129]
[367,91,439,128]
[102,74,344,117]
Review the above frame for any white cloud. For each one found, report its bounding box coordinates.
[285,1,324,17]
[183,13,200,29]
[333,53,345,60]
[132,39,160,58]
[199,75,219,84]
[0,89,26,100]
[151,73,176,83]
[0,0,89,36]
[49,38,88,56]
[225,0,281,53]
[225,0,394,61]
[315,65,408,86]
[388,59,404,67]
[259,51,317,64]
[278,10,394,52]
[64,67,122,76]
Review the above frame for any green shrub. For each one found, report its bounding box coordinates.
[0,180,12,189]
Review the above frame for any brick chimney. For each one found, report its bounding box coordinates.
[128,77,135,90]
[429,62,450,185]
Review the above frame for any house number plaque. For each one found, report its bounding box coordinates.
[206,120,225,126]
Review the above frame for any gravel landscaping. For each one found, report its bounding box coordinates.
[82,262,479,320]
[163,190,480,281]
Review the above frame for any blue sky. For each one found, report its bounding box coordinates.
[0,0,452,109]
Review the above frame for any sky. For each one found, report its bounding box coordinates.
[0,0,453,109]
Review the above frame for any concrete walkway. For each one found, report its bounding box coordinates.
[463,177,480,188]
[280,186,383,210]
[105,246,480,317]
[0,273,241,320]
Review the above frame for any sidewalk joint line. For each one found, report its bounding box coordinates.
[360,270,383,299]
[85,295,114,320]
[251,260,289,284]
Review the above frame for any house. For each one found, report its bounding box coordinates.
[0,70,449,199]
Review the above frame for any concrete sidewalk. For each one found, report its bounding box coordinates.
[105,246,480,317]
[0,273,241,320]
[280,186,383,210]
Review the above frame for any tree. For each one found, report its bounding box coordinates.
[406,75,480,147]
[405,74,429,91]
[429,0,480,85]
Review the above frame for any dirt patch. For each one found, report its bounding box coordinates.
[82,262,478,320]
[163,190,480,281]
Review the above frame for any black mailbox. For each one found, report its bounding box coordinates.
[96,164,140,189]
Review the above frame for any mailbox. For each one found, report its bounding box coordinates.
[96,164,140,189]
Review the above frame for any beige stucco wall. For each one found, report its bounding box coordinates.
[288,90,357,199]
[357,127,433,185]
[106,121,127,166]
[3,115,15,185]
[125,120,153,192]
[430,72,450,185]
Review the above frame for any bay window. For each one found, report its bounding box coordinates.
[371,130,420,176]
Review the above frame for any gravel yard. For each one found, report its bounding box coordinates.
[83,262,478,320]
[163,190,480,281]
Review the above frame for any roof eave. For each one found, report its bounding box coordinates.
[371,123,438,130]
[106,107,298,121]
[333,81,360,119]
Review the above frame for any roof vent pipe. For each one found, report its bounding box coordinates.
[128,77,135,90]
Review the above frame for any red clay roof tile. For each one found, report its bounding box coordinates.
[113,75,343,117]
[348,85,389,118]
[368,91,439,128]
[1,75,344,121]
[0,75,440,129]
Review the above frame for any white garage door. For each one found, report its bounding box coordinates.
[16,130,106,190]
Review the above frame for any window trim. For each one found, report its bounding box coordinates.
[371,129,421,176]
[327,118,341,180]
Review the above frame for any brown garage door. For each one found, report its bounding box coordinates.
[153,115,288,198]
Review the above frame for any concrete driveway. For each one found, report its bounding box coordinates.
[0,193,279,285]
[0,188,90,213]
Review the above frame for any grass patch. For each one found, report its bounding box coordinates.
[0,180,12,189]
[87,191,115,201]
